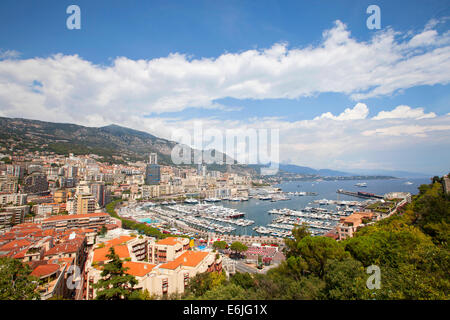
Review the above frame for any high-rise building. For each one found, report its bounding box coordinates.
[6,165,24,179]
[145,165,160,185]
[66,166,78,178]
[145,153,160,185]
[74,193,96,215]
[149,153,158,165]
[91,182,106,207]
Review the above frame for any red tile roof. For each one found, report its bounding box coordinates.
[43,212,109,222]
[0,239,32,251]
[31,263,60,278]
[44,239,84,256]
[93,244,130,263]
[159,251,209,270]
[123,261,156,277]
[156,237,181,246]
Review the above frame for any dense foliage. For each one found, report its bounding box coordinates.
[183,180,450,300]
[0,257,40,300]
[93,247,140,300]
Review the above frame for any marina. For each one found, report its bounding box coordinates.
[116,178,427,239]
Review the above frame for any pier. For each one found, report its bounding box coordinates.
[336,189,384,199]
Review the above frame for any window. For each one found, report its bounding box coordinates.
[162,279,168,293]
[184,273,189,287]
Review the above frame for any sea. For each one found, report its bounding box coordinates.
[213,178,429,236]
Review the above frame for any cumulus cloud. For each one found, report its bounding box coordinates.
[0,19,450,125]
[372,105,436,120]
[0,19,449,172]
[314,103,369,120]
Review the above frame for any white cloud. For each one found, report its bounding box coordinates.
[372,105,436,120]
[314,103,369,120]
[126,103,448,172]
[0,49,21,60]
[0,19,450,125]
[362,125,450,137]
[0,20,449,173]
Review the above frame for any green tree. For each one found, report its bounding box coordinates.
[93,247,138,300]
[284,224,310,258]
[212,240,227,250]
[1,157,12,164]
[322,257,370,300]
[230,241,248,257]
[281,236,349,279]
[0,257,40,300]
[99,225,108,236]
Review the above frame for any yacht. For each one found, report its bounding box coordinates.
[184,198,199,204]
[355,182,367,187]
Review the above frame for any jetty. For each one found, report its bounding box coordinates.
[337,189,384,199]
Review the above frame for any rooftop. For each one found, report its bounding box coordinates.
[159,251,209,270]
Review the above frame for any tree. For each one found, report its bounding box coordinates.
[230,241,248,257]
[212,240,227,251]
[93,247,138,300]
[99,225,107,236]
[323,257,370,300]
[282,236,349,279]
[1,157,12,164]
[0,257,40,300]
[284,224,310,258]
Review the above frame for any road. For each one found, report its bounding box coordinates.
[235,260,259,274]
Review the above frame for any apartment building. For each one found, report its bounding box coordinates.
[0,205,30,229]
[74,193,96,215]
[337,212,374,240]
[149,237,190,264]
[0,193,27,206]
[85,235,221,299]
[41,212,110,232]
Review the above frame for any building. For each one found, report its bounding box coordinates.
[41,212,111,232]
[0,176,18,193]
[384,192,412,203]
[74,193,96,215]
[85,235,221,299]
[149,153,158,165]
[443,175,450,195]
[337,212,374,240]
[90,182,106,207]
[145,153,160,185]
[0,205,30,229]
[6,164,25,179]
[145,164,161,185]
[149,237,190,264]
[0,193,27,206]
[23,172,48,194]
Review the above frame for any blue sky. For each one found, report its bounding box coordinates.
[0,0,449,174]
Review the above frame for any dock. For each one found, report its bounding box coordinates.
[336,189,384,199]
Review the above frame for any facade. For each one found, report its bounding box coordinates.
[384,192,412,203]
[149,237,190,264]
[145,164,161,185]
[90,182,106,207]
[0,205,30,229]
[41,212,111,232]
[74,193,96,215]
[337,212,374,240]
[0,193,27,206]
[85,235,221,299]
[0,176,18,193]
